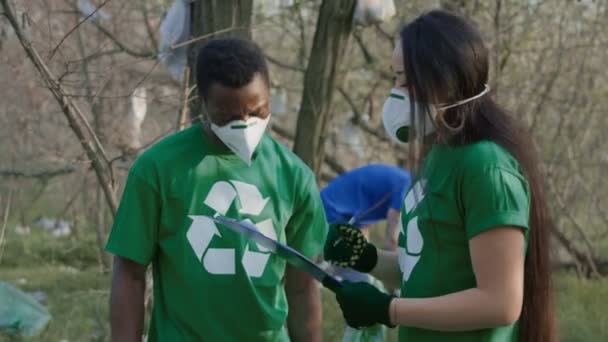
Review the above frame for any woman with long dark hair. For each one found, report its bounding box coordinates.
[324,9,557,342]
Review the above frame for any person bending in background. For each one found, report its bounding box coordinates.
[321,163,411,342]
[321,163,412,252]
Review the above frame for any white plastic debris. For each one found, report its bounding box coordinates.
[77,0,110,22]
[51,221,71,238]
[34,216,56,231]
[342,112,365,158]
[126,87,148,150]
[14,224,31,236]
[159,0,191,81]
[34,216,72,238]
[354,0,396,26]
[59,266,80,274]
[270,88,288,116]
[27,291,48,304]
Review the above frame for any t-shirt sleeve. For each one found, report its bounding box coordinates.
[105,157,160,265]
[462,165,530,239]
[285,170,329,259]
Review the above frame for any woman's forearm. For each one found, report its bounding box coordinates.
[390,287,521,331]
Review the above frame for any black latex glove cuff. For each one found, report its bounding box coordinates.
[335,281,397,329]
[380,294,396,328]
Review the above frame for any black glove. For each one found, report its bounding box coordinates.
[335,281,395,328]
[324,223,378,273]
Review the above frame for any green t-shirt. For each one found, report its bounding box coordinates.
[106,124,328,342]
[398,141,530,342]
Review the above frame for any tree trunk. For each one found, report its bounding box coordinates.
[187,0,254,121]
[95,185,111,270]
[292,0,357,177]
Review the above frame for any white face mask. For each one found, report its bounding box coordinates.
[382,87,434,143]
[381,85,490,143]
[210,115,270,165]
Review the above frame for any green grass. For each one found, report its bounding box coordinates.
[0,227,606,341]
[0,266,110,342]
[554,273,608,342]
[0,229,101,270]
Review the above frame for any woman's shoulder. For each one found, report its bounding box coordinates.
[458,140,520,170]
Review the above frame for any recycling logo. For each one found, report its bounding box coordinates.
[398,180,426,282]
[186,180,277,278]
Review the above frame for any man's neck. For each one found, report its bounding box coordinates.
[201,120,225,146]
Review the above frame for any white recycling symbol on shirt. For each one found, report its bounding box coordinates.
[186,180,277,278]
[398,180,426,282]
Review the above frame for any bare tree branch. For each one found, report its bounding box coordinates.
[549,181,600,277]
[352,29,374,64]
[265,54,306,72]
[50,0,111,60]
[139,0,158,52]
[337,86,390,142]
[89,19,157,59]
[373,24,395,48]
[0,191,12,263]
[172,26,247,49]
[2,0,118,215]
[0,167,77,179]
[177,66,192,131]
[79,48,123,64]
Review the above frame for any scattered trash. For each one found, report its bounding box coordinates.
[27,291,48,304]
[0,281,51,337]
[34,216,72,238]
[17,278,27,285]
[14,224,31,236]
[159,0,191,81]
[127,87,148,150]
[342,112,366,158]
[77,0,110,22]
[270,87,288,116]
[59,265,80,274]
[354,0,396,26]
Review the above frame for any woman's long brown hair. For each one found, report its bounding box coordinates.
[400,10,557,341]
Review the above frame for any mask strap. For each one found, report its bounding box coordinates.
[438,84,491,111]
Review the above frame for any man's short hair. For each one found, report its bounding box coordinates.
[195,38,270,99]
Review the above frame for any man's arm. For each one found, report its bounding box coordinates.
[384,208,401,250]
[110,256,147,342]
[285,265,322,342]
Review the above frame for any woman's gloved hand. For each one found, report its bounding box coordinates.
[324,223,378,273]
[335,281,395,328]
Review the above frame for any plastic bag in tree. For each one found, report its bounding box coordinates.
[354,0,396,26]
[159,0,192,81]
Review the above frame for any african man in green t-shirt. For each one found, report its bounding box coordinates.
[106,38,328,342]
